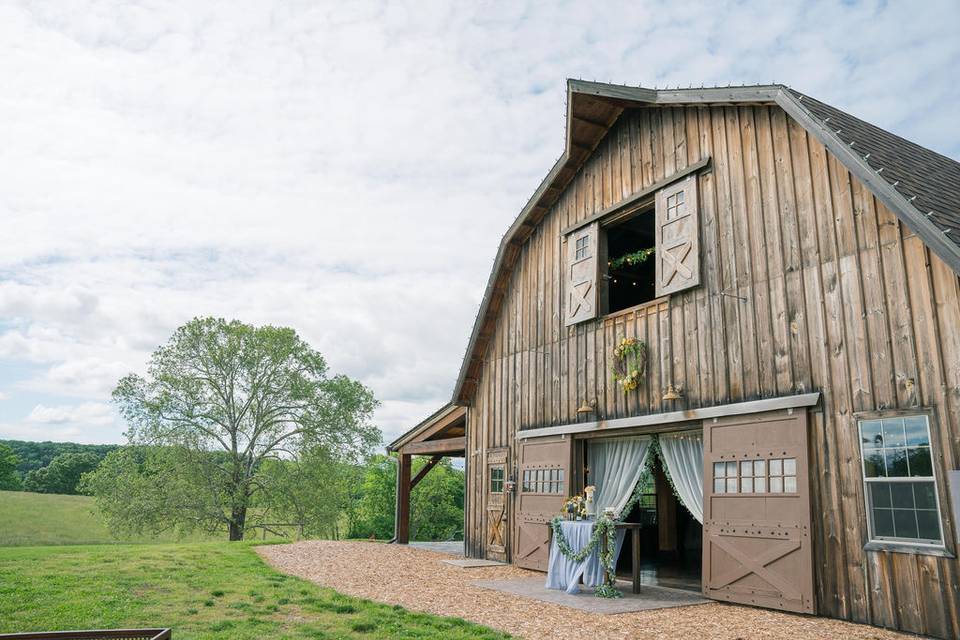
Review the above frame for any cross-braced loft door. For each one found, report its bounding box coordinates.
[514,436,572,571]
[702,408,815,614]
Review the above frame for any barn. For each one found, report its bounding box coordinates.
[388,81,960,638]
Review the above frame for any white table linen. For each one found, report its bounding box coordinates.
[545,519,625,594]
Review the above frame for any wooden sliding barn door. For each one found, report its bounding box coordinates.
[702,408,815,614]
[514,436,572,571]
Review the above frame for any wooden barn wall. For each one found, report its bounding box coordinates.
[463,104,960,638]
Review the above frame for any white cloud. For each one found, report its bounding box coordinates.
[26,401,115,426]
[0,401,122,444]
[0,0,957,446]
[0,392,8,401]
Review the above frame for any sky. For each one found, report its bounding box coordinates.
[1,0,958,447]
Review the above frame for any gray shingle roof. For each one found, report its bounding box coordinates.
[790,89,960,243]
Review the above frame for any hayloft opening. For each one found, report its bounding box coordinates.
[603,208,657,314]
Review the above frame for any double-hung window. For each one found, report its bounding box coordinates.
[859,415,944,547]
[489,466,504,493]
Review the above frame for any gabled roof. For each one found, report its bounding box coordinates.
[451,80,960,405]
[386,403,466,453]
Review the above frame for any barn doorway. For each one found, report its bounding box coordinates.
[583,429,703,593]
[615,458,702,592]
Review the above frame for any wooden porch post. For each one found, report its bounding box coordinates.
[395,452,412,544]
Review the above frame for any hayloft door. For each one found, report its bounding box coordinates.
[514,436,572,571]
[484,448,509,562]
[702,408,815,614]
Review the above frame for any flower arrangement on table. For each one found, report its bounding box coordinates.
[611,337,647,392]
[561,494,587,520]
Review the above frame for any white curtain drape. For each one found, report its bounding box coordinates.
[658,430,704,523]
[587,436,651,517]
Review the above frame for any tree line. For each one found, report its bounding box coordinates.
[1,317,464,543]
[0,441,115,493]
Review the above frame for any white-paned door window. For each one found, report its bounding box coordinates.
[859,415,944,547]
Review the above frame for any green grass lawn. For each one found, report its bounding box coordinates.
[0,491,217,546]
[0,541,509,639]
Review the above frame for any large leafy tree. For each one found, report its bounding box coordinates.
[85,317,380,541]
[0,444,21,491]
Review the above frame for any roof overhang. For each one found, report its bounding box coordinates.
[386,403,466,456]
[451,80,960,406]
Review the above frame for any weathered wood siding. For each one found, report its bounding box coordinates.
[464,104,960,638]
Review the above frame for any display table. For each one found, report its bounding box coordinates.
[545,520,645,595]
[544,519,626,594]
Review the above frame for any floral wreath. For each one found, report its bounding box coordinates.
[611,337,647,392]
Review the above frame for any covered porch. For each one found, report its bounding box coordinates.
[386,403,466,545]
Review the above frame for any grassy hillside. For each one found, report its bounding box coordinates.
[0,491,215,546]
[0,542,507,639]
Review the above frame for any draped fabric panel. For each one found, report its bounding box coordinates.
[587,436,651,517]
[658,430,704,523]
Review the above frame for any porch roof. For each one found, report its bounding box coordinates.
[386,403,466,456]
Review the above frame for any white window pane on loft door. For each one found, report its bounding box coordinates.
[726,478,738,493]
[754,459,766,476]
[714,462,725,478]
[741,478,754,493]
[770,459,782,475]
[726,461,737,476]
[755,477,766,493]
[784,476,797,493]
[784,458,796,476]
[770,477,783,493]
[740,460,753,476]
[714,479,725,494]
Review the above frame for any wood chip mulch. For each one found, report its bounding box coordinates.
[257,541,915,640]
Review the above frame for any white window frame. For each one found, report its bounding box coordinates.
[858,414,946,549]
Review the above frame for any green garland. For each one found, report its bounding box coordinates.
[609,247,655,270]
[549,515,621,598]
[647,434,688,505]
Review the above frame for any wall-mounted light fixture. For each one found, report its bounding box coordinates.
[662,384,682,402]
[576,399,596,414]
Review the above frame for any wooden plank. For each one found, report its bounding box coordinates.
[804,128,853,619]
[711,106,745,399]
[825,155,870,624]
[754,107,800,395]
[742,106,776,397]
[855,180,895,410]
[401,437,466,456]
[698,107,728,404]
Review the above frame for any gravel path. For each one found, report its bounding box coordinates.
[258,541,914,640]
